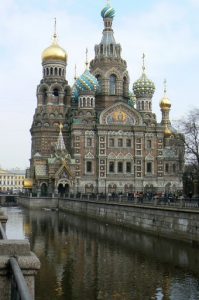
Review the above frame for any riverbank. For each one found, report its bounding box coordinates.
[18,196,199,245]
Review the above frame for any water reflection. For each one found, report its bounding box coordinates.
[3,208,199,300]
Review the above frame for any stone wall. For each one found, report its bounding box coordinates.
[58,199,199,245]
[18,196,199,244]
[18,196,58,209]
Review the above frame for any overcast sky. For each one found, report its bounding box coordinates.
[0,0,199,170]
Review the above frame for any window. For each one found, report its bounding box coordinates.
[165,163,169,173]
[146,140,152,149]
[118,162,123,173]
[173,164,176,173]
[109,138,114,147]
[126,139,131,147]
[53,88,59,97]
[87,138,92,147]
[109,162,115,173]
[126,162,131,173]
[86,161,92,173]
[147,162,152,173]
[118,139,123,147]
[109,74,116,95]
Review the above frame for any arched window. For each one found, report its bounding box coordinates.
[55,68,58,76]
[46,68,49,76]
[62,69,65,76]
[53,88,59,104]
[109,74,117,95]
[59,68,61,76]
[53,88,59,97]
[96,75,102,94]
[50,67,53,75]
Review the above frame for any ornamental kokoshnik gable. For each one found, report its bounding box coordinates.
[27,3,184,196]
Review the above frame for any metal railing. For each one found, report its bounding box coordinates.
[61,193,199,210]
[0,222,7,239]
[0,218,33,300]
[10,257,33,300]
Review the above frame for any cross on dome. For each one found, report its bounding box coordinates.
[142,53,146,72]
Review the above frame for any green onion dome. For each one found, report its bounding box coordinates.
[75,69,99,94]
[133,72,155,98]
[101,3,115,19]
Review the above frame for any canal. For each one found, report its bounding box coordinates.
[2,207,199,300]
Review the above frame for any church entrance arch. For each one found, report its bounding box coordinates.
[41,183,48,197]
[57,179,70,196]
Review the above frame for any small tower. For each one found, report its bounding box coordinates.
[160,80,172,138]
[133,54,155,114]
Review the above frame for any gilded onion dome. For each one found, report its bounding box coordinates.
[42,36,67,63]
[101,2,115,19]
[133,54,155,98]
[23,178,33,189]
[42,19,67,63]
[160,96,171,110]
[160,80,171,110]
[164,124,172,138]
[75,69,99,94]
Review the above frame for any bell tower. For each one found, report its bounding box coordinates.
[90,1,130,110]
[30,20,71,166]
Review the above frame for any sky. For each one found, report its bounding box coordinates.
[0,0,199,170]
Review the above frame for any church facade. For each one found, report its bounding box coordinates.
[28,3,184,196]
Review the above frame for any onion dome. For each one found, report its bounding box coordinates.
[42,19,67,63]
[160,96,171,110]
[101,2,115,19]
[133,72,155,98]
[160,80,171,110]
[133,54,155,98]
[164,124,172,138]
[75,69,99,94]
[42,36,67,63]
[23,178,33,189]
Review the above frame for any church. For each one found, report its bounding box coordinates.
[27,2,184,196]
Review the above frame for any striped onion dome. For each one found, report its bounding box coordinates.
[101,3,115,19]
[75,69,99,94]
[133,72,155,98]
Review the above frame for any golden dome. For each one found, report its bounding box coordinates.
[164,125,172,138]
[160,96,171,110]
[42,34,67,63]
[23,178,33,189]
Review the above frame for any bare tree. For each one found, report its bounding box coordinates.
[176,108,199,173]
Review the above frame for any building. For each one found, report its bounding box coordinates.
[0,168,25,193]
[29,2,184,196]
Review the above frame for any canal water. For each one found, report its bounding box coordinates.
[2,207,199,300]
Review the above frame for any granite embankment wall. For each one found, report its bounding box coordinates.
[18,197,199,245]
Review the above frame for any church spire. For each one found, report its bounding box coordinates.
[55,124,66,151]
